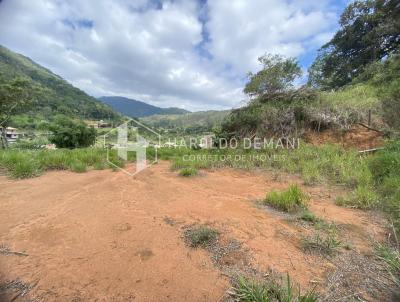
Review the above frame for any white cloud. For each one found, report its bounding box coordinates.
[0,0,341,111]
[206,0,337,75]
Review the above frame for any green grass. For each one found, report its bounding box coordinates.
[264,185,309,213]
[230,274,318,302]
[179,167,198,177]
[335,185,379,209]
[69,161,87,173]
[184,225,219,248]
[299,210,321,224]
[163,144,374,189]
[301,233,341,256]
[0,148,109,178]
[375,244,400,287]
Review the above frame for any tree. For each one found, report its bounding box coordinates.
[309,0,400,89]
[49,116,96,148]
[0,76,40,148]
[244,54,302,98]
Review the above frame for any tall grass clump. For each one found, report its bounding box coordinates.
[184,225,219,248]
[264,185,309,212]
[335,185,379,209]
[301,233,342,256]
[230,274,318,302]
[369,140,400,235]
[179,167,198,177]
[375,244,400,287]
[275,144,373,189]
[0,148,108,179]
[0,150,42,178]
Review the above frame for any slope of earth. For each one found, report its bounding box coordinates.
[0,162,392,301]
[304,124,385,150]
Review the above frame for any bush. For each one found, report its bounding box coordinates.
[49,116,96,148]
[264,185,309,212]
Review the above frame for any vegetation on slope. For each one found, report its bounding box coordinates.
[0,45,120,122]
[140,110,230,135]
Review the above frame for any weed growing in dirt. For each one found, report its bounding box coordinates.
[299,210,321,224]
[368,140,400,235]
[335,185,379,209]
[179,167,198,177]
[301,233,341,256]
[264,185,309,212]
[229,274,318,302]
[375,244,400,287]
[184,225,219,248]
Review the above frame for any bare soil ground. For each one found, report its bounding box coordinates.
[0,162,394,301]
[304,124,384,150]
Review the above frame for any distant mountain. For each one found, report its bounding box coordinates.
[0,45,120,121]
[98,96,190,118]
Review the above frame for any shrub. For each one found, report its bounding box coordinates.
[48,116,96,148]
[264,185,309,212]
[179,167,198,177]
[184,226,218,248]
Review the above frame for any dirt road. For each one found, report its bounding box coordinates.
[0,162,387,301]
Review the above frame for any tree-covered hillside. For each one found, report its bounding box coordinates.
[221,0,399,140]
[0,45,120,122]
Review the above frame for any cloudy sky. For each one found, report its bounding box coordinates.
[0,0,348,111]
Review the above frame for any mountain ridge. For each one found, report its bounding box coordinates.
[0,44,120,121]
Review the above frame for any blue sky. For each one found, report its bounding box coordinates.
[0,0,349,111]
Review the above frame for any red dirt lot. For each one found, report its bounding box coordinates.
[0,162,390,301]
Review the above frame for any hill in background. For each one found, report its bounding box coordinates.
[0,45,120,122]
[99,96,190,118]
[140,110,230,134]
